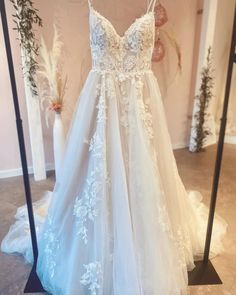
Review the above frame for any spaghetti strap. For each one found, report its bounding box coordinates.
[146,0,157,12]
[88,0,92,8]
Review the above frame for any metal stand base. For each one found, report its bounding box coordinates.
[24,266,46,293]
[188,260,222,286]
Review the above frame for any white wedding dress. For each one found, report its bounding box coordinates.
[1,0,227,294]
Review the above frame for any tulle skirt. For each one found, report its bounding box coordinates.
[1,70,227,295]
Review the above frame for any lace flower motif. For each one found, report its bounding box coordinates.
[90,21,107,52]
[123,55,136,71]
[106,76,116,100]
[126,30,143,53]
[73,165,103,244]
[80,261,103,295]
[73,89,107,244]
[157,204,191,269]
[89,10,155,73]
[137,97,154,140]
[43,216,59,278]
[89,132,103,157]
[96,94,107,123]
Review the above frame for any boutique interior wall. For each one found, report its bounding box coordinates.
[0,0,200,178]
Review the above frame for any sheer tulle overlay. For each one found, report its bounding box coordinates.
[1,1,227,294]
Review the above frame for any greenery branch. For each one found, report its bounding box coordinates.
[192,46,214,152]
[10,0,42,96]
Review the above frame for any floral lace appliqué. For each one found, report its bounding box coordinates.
[43,216,59,279]
[73,164,103,244]
[89,8,155,73]
[137,97,154,140]
[80,261,103,295]
[157,204,192,269]
[73,85,107,244]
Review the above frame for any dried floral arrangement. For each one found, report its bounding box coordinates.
[10,0,42,95]
[38,24,67,124]
[191,47,214,152]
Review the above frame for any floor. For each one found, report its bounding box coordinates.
[0,144,235,295]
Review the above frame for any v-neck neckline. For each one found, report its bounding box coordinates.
[90,6,154,39]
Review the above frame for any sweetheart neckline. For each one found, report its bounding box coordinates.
[89,6,154,39]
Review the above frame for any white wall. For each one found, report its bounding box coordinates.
[213,0,236,138]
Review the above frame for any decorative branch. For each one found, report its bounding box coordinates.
[10,0,42,96]
[191,47,214,152]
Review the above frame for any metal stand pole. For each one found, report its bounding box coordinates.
[203,3,236,263]
[188,3,236,285]
[0,0,45,292]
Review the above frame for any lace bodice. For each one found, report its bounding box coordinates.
[89,0,156,73]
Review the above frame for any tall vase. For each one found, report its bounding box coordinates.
[53,112,65,179]
[21,49,46,181]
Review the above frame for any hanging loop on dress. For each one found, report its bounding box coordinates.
[88,0,93,8]
[147,0,157,13]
